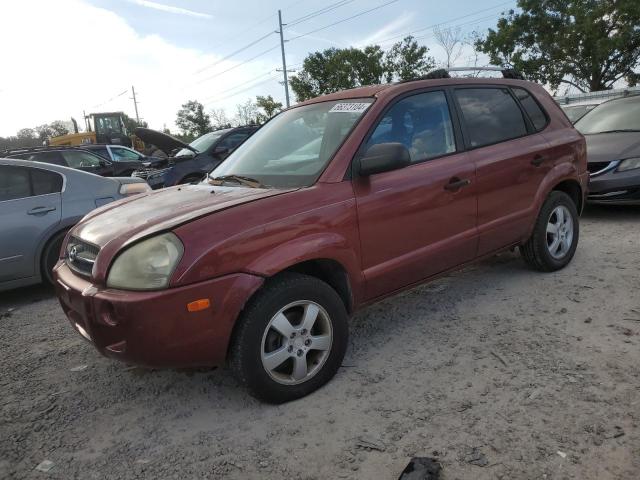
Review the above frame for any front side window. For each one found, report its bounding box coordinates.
[111,147,141,161]
[575,97,640,134]
[0,166,31,201]
[210,99,373,188]
[455,88,527,148]
[366,91,456,162]
[512,87,547,131]
[61,151,102,168]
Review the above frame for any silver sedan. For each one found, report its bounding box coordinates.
[0,158,150,291]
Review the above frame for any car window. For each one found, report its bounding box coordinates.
[111,147,141,161]
[575,97,640,134]
[61,151,102,168]
[29,151,67,166]
[217,132,250,151]
[31,168,63,195]
[366,91,456,162]
[512,87,547,131]
[90,147,111,160]
[455,88,528,148]
[0,166,31,201]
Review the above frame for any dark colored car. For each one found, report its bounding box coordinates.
[54,76,587,403]
[574,95,640,204]
[131,126,258,189]
[4,146,142,177]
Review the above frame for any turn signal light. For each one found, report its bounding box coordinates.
[187,299,211,312]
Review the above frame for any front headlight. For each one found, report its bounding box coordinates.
[617,157,640,172]
[106,233,183,290]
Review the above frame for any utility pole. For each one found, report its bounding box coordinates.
[131,85,140,123]
[277,10,290,108]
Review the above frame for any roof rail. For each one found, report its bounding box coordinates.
[401,66,525,83]
[1,145,91,155]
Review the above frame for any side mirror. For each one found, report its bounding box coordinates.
[213,146,229,156]
[357,142,411,177]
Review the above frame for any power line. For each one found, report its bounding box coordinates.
[201,71,274,103]
[90,89,128,110]
[375,1,514,45]
[204,76,280,106]
[285,0,355,28]
[287,0,401,42]
[196,44,281,85]
[195,30,276,75]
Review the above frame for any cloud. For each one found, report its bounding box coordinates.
[0,0,278,136]
[128,0,212,19]
[356,12,414,47]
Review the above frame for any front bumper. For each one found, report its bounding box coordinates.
[588,167,640,204]
[54,262,263,368]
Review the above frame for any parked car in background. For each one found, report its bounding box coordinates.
[0,158,150,292]
[574,95,640,204]
[132,126,258,188]
[561,103,598,123]
[80,144,164,172]
[3,146,142,177]
[54,75,587,403]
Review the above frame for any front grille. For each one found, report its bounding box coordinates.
[65,237,100,276]
[587,161,613,175]
[132,167,169,180]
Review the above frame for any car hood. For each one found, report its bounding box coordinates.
[134,127,195,155]
[73,184,297,250]
[585,132,640,163]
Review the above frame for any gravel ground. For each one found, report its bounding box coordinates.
[1,205,639,480]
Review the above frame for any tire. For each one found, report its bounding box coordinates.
[41,230,67,286]
[229,273,349,403]
[520,191,579,272]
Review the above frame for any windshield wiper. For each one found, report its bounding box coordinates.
[593,129,640,134]
[208,174,264,188]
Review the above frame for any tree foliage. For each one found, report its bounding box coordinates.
[290,36,435,101]
[476,0,640,92]
[210,108,232,130]
[176,100,211,137]
[235,99,258,126]
[255,95,283,123]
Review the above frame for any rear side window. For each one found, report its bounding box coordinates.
[30,151,67,166]
[455,88,527,148]
[31,169,63,195]
[218,132,250,150]
[0,166,31,201]
[512,87,547,131]
[61,151,102,168]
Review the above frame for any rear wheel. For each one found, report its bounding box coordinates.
[41,231,67,286]
[520,191,579,271]
[229,273,348,403]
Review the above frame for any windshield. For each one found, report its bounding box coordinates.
[209,99,373,188]
[575,97,640,134]
[176,129,228,156]
[562,104,596,123]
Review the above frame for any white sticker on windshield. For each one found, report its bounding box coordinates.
[329,102,370,113]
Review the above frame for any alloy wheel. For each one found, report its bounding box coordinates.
[546,205,574,259]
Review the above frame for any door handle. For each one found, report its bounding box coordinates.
[27,206,56,215]
[444,177,471,191]
[531,154,547,167]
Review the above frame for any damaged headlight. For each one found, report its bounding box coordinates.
[106,233,183,290]
[617,157,640,172]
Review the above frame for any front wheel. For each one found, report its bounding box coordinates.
[229,273,348,403]
[520,191,579,272]
[41,230,67,286]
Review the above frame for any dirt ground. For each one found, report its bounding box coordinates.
[1,205,639,480]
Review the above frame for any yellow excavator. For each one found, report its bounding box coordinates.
[49,112,144,152]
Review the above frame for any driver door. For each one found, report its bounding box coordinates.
[353,90,478,300]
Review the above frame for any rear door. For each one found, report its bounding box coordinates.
[453,86,553,255]
[61,150,113,176]
[353,89,478,300]
[0,165,62,282]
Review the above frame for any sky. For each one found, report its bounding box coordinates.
[0,0,517,137]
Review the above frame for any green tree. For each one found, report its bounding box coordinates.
[16,128,36,140]
[255,95,283,123]
[290,37,435,101]
[176,100,211,137]
[121,113,148,134]
[476,0,640,92]
[210,108,232,130]
[234,99,258,126]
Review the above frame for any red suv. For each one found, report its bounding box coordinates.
[54,76,588,403]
